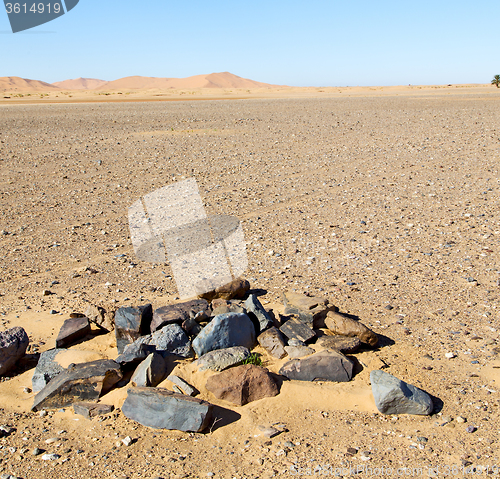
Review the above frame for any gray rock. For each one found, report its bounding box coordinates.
[192,313,256,357]
[316,335,361,354]
[258,327,287,359]
[194,346,250,371]
[32,348,66,392]
[55,317,91,348]
[167,375,196,396]
[122,387,213,432]
[114,304,153,354]
[130,352,167,387]
[151,299,210,333]
[0,326,29,376]
[283,292,335,328]
[181,316,203,337]
[288,338,305,347]
[279,350,353,382]
[32,359,122,411]
[279,318,316,343]
[73,402,114,418]
[284,345,315,358]
[115,341,155,366]
[370,370,433,415]
[149,323,193,358]
[245,294,273,333]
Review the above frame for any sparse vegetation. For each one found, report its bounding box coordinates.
[242,353,262,366]
[492,75,500,88]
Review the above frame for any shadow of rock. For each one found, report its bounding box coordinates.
[208,405,241,433]
[346,356,364,378]
[247,288,268,298]
[3,352,40,378]
[429,393,444,415]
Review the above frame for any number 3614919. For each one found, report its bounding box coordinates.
[5,3,62,14]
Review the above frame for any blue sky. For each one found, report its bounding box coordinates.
[1,0,499,86]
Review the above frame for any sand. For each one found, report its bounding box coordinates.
[0,86,499,478]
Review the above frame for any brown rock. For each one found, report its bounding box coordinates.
[73,402,114,418]
[210,299,245,316]
[197,278,250,302]
[85,304,115,332]
[258,327,287,359]
[151,299,211,333]
[283,292,337,328]
[316,335,361,354]
[325,311,378,347]
[205,364,279,406]
[55,317,91,348]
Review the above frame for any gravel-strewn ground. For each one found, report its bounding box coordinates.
[0,93,500,478]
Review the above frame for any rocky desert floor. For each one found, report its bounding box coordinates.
[0,88,500,478]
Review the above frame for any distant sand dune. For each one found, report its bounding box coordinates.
[0,76,58,92]
[52,77,109,90]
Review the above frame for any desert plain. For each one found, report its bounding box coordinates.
[0,81,499,478]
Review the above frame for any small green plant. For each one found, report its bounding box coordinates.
[243,353,262,366]
[492,75,500,88]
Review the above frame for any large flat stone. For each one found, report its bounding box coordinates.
[73,402,114,418]
[192,313,256,357]
[316,335,361,354]
[325,311,378,347]
[32,359,122,411]
[114,304,153,354]
[194,346,250,371]
[279,350,353,382]
[206,364,279,406]
[370,370,433,415]
[56,317,91,348]
[122,387,213,432]
[258,327,287,359]
[283,292,335,328]
[279,317,316,343]
[0,326,29,376]
[197,277,250,302]
[151,299,210,333]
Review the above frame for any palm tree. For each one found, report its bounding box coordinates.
[492,75,500,88]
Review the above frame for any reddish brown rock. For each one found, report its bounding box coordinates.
[205,364,279,406]
[151,299,211,333]
[55,317,91,348]
[325,311,378,347]
[197,278,250,302]
[283,292,337,328]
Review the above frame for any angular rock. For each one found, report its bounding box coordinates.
[84,304,115,332]
[181,317,203,338]
[245,294,273,333]
[32,348,66,392]
[192,313,256,357]
[283,292,335,328]
[325,311,378,347]
[151,299,210,333]
[149,324,193,358]
[114,304,153,354]
[370,370,433,415]
[258,327,287,359]
[211,299,245,316]
[130,352,167,387]
[197,277,250,302]
[55,317,91,348]
[32,359,122,411]
[284,345,315,359]
[194,346,250,372]
[73,402,114,418]
[279,317,316,343]
[167,375,196,396]
[115,341,155,366]
[205,364,279,406]
[0,326,29,376]
[316,335,361,354]
[279,350,353,382]
[122,387,213,432]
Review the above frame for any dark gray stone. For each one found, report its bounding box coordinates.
[130,352,167,387]
[0,326,29,376]
[370,370,433,415]
[194,346,250,371]
[283,292,335,328]
[245,294,273,333]
[151,299,210,333]
[32,348,66,392]
[279,350,353,382]
[181,317,203,337]
[284,345,315,358]
[32,359,122,411]
[192,313,256,357]
[149,324,193,358]
[258,327,287,359]
[73,402,114,418]
[114,304,153,354]
[121,387,213,432]
[167,375,197,396]
[115,341,155,366]
[316,335,361,354]
[279,318,316,343]
[55,317,91,348]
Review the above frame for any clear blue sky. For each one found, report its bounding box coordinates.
[1,0,498,86]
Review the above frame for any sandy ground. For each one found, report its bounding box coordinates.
[0,86,500,478]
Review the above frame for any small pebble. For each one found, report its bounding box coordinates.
[45,437,59,444]
[32,447,42,456]
[456,416,466,423]
[42,453,61,461]
[445,352,456,359]
[465,425,477,433]
[38,410,47,417]
[121,436,133,446]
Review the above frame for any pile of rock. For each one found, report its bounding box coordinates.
[0,278,435,433]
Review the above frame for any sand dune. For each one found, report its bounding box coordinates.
[0,76,58,92]
[52,77,108,90]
